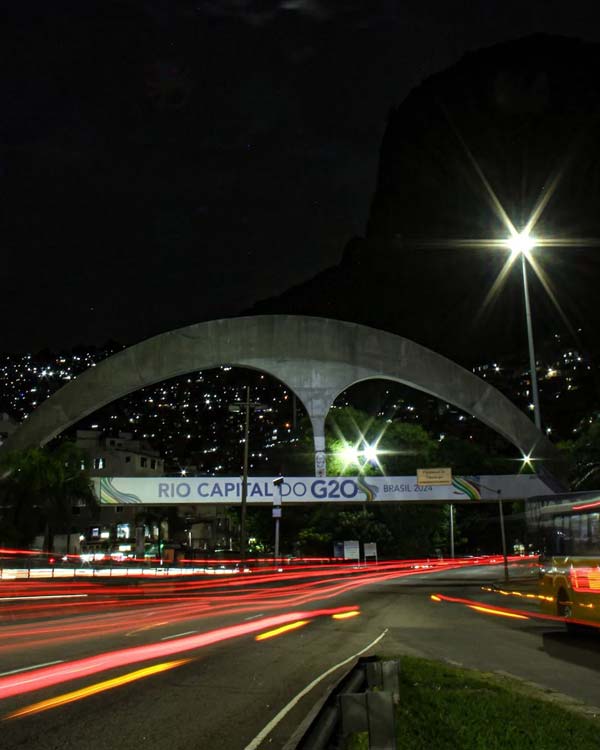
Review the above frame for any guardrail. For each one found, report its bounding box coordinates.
[293,657,400,750]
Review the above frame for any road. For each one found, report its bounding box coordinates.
[1,560,599,749]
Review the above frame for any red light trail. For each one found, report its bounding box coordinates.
[0,556,527,704]
[0,607,357,701]
[430,591,600,629]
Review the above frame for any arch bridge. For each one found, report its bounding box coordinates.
[1,316,558,474]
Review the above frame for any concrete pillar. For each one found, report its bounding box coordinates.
[300,388,339,478]
[284,381,339,478]
[311,418,327,477]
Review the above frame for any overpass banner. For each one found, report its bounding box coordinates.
[94,474,554,505]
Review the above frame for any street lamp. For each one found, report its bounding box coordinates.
[337,442,381,472]
[339,444,360,466]
[229,386,269,562]
[273,476,284,561]
[363,445,378,463]
[505,231,542,431]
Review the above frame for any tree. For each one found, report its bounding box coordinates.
[325,406,437,476]
[0,442,95,550]
[437,435,511,475]
[558,419,600,490]
[248,406,522,558]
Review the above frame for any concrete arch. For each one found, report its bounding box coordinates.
[1,316,558,473]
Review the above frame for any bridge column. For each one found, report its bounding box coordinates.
[310,416,327,477]
[298,389,338,477]
[276,371,347,478]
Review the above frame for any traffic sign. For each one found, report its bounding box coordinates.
[416,467,452,486]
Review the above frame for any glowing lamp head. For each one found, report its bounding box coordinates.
[363,444,379,463]
[339,445,359,465]
[507,232,536,258]
[522,452,533,468]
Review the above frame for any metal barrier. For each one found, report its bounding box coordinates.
[294,657,400,750]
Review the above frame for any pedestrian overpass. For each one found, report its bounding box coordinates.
[1,315,560,478]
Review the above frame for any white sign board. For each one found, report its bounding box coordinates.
[364,542,378,558]
[343,540,360,561]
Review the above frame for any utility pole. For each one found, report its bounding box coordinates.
[472,480,511,583]
[497,491,509,582]
[241,385,250,563]
[273,476,284,561]
[521,253,542,431]
[229,387,269,563]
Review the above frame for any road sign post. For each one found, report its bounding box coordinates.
[273,477,284,561]
[343,540,360,563]
[416,467,452,486]
[497,491,509,582]
[417,468,454,558]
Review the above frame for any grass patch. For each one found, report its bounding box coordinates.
[348,656,600,750]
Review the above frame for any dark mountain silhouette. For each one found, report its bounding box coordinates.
[250,34,600,366]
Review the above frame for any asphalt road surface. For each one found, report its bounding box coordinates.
[1,561,599,749]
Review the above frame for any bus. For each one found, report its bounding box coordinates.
[533,493,600,630]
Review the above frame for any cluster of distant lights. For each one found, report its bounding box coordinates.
[0,251,596,474]
[0,360,300,473]
[468,341,592,437]
[0,351,105,415]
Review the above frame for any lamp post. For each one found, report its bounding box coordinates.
[506,232,542,431]
[497,490,509,582]
[337,442,381,513]
[273,476,284,561]
[229,387,269,562]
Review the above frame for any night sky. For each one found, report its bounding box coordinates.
[4,1,600,353]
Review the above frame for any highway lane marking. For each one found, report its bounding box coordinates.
[125,621,170,636]
[0,661,64,678]
[244,613,264,620]
[0,595,88,602]
[5,659,191,719]
[161,631,198,641]
[255,621,310,641]
[243,628,389,750]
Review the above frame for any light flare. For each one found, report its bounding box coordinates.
[339,444,360,466]
[420,120,599,339]
[363,445,378,464]
[521,453,534,469]
[506,232,536,259]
